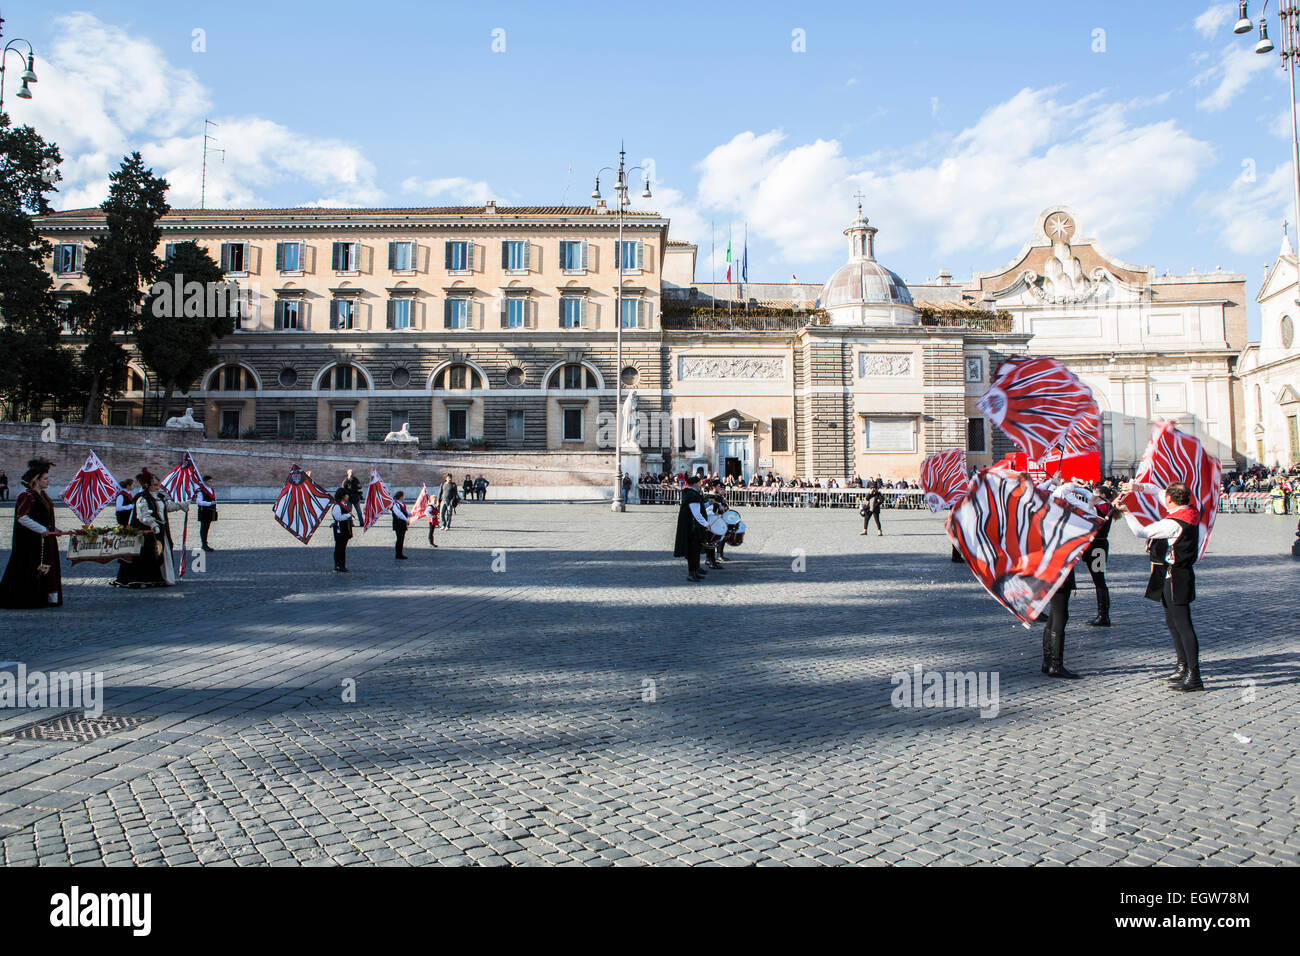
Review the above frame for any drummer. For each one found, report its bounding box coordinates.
[706,479,734,565]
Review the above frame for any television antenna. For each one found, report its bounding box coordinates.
[200,118,225,209]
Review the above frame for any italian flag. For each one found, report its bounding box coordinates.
[725,240,732,283]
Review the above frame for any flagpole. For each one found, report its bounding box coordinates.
[710,221,715,323]
[728,223,733,324]
[744,222,749,318]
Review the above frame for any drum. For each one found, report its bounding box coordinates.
[725,520,746,547]
[706,516,727,546]
[722,509,742,528]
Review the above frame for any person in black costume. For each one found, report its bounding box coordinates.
[331,489,354,572]
[1083,486,1117,627]
[859,481,884,536]
[673,473,711,582]
[1117,480,1205,691]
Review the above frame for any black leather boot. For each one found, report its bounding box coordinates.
[1046,629,1081,679]
[1162,662,1188,682]
[1085,613,1110,627]
[1041,626,1051,674]
[1172,667,1204,691]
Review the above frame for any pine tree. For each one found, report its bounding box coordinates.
[75,152,170,424]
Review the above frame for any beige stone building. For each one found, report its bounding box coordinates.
[1238,235,1300,468]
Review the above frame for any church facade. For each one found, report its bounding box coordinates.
[1238,235,1300,468]
[33,201,1250,482]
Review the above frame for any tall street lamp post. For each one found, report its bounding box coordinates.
[0,12,38,112]
[592,147,652,512]
[1236,2,1298,296]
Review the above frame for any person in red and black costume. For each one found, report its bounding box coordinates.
[1117,480,1205,692]
[0,459,62,609]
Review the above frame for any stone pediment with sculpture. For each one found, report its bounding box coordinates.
[974,208,1152,307]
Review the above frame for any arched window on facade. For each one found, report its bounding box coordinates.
[547,363,599,390]
[432,364,482,390]
[319,363,370,390]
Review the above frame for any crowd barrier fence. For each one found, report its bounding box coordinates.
[636,485,928,510]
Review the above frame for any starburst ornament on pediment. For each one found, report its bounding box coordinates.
[1046,214,1073,241]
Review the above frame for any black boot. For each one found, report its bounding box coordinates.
[1085,613,1110,627]
[1172,667,1204,691]
[1162,662,1188,683]
[1041,626,1051,674]
[1046,628,1080,679]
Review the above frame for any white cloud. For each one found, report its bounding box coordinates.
[1197,161,1293,255]
[13,13,385,209]
[1194,44,1271,112]
[400,176,496,205]
[675,88,1216,276]
[1194,3,1234,39]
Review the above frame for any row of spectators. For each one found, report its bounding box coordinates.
[638,472,922,491]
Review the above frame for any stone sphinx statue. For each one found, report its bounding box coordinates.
[383,422,419,444]
[165,407,203,431]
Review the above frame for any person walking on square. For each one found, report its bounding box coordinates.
[859,481,883,536]
[331,488,354,572]
[438,473,459,529]
[392,490,410,559]
[0,469,9,501]
[674,472,712,582]
[1116,480,1205,691]
[196,475,218,551]
[343,469,363,524]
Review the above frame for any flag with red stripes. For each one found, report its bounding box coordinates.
[946,468,1102,627]
[160,451,212,503]
[977,356,1099,462]
[273,465,334,544]
[59,451,122,526]
[362,467,395,532]
[920,448,969,513]
[1120,421,1221,561]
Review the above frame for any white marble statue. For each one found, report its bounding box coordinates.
[165,407,203,431]
[620,390,641,450]
[383,422,419,444]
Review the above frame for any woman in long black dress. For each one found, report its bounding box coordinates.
[0,459,63,609]
[114,470,185,588]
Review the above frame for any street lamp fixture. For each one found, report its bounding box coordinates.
[1236,1,1255,33]
[592,145,653,512]
[0,34,38,111]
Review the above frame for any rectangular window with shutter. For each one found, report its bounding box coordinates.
[506,410,525,443]
[563,408,584,442]
[502,240,528,271]
[966,417,987,453]
[389,241,414,272]
[615,240,644,271]
[54,243,82,275]
[771,418,789,453]
[862,417,917,452]
[387,299,412,330]
[163,242,180,263]
[444,298,468,329]
[448,408,468,441]
[277,411,296,438]
[275,299,302,331]
[445,240,469,271]
[560,297,583,329]
[330,298,356,330]
[677,417,697,452]
[220,242,246,273]
[331,241,358,272]
[559,240,585,272]
[504,297,527,329]
[620,297,641,329]
[276,242,303,273]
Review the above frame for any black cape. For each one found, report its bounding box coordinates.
[673,487,705,557]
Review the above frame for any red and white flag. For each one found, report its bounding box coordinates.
[920,449,969,513]
[412,484,430,521]
[273,465,334,544]
[977,356,1099,462]
[60,451,122,527]
[362,467,395,532]
[1120,421,1221,561]
[947,468,1102,628]
[160,451,212,503]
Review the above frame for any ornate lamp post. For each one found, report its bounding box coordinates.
[1235,2,1299,292]
[0,12,38,112]
[592,146,652,512]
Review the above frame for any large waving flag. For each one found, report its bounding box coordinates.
[60,451,121,526]
[947,469,1102,628]
[920,449,968,513]
[160,451,212,503]
[362,467,395,532]
[412,484,431,521]
[1120,421,1221,561]
[273,465,334,544]
[977,356,1099,462]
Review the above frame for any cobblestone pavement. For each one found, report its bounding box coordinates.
[0,501,1296,866]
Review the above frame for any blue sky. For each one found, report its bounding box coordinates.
[6,1,1294,337]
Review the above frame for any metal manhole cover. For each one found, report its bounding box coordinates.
[13,713,153,742]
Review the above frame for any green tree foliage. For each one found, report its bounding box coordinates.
[0,111,80,420]
[137,241,234,423]
[75,152,170,423]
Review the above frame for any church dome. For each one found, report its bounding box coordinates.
[820,258,914,309]
[817,203,916,325]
